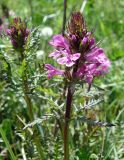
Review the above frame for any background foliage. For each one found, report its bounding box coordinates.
[0,0,124,159]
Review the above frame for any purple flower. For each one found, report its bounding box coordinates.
[49,34,69,50]
[57,52,81,67]
[49,34,81,67]
[45,64,64,78]
[49,50,62,59]
[90,38,95,46]
[76,64,96,83]
[11,39,18,48]
[46,12,110,83]
[82,32,95,48]
[70,34,77,41]
[82,36,88,45]
[6,29,11,36]
[76,47,110,83]
[49,48,80,67]
[85,47,110,68]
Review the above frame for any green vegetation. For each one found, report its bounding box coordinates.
[0,0,124,159]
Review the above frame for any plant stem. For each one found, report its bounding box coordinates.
[62,0,67,35]
[23,77,45,159]
[20,51,33,121]
[64,85,75,160]
[23,75,34,121]
[34,134,45,159]
[21,53,45,159]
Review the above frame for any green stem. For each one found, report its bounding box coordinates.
[23,75,34,121]
[62,0,67,35]
[21,53,45,159]
[34,135,45,159]
[0,126,17,160]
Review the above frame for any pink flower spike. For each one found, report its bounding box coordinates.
[45,64,64,78]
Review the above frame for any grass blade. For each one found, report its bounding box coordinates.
[0,126,17,160]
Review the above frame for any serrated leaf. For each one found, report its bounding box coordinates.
[83,98,104,109]
[77,116,115,127]
[23,115,53,130]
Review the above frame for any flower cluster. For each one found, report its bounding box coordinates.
[45,12,110,84]
[6,17,29,51]
[49,35,81,67]
[76,47,110,83]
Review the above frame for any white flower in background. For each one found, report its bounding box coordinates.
[36,50,44,60]
[41,27,53,37]
[9,10,16,17]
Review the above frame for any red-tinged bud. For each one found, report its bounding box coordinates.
[68,12,87,37]
[6,17,30,51]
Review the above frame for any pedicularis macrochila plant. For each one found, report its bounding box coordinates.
[45,12,111,160]
[6,18,34,120]
[5,12,113,160]
[6,17,45,159]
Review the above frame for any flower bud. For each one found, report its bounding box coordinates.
[6,17,30,51]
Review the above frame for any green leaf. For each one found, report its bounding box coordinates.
[0,126,17,160]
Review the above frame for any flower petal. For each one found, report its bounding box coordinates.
[45,64,64,78]
[49,34,69,49]
[71,53,81,61]
[57,57,67,65]
[49,51,62,59]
